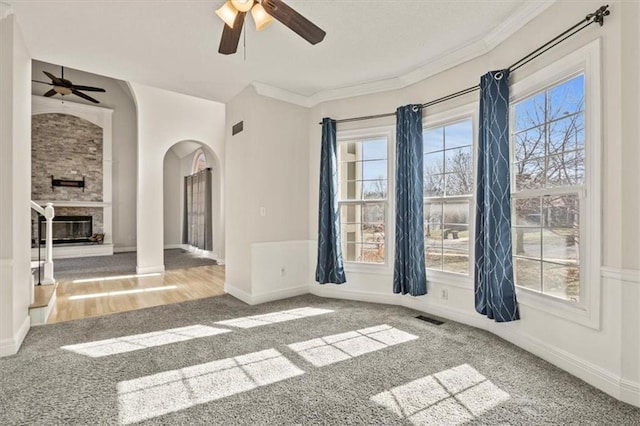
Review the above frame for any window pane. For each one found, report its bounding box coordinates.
[424,128,443,153]
[442,248,469,274]
[443,202,468,225]
[547,74,584,121]
[548,114,584,155]
[543,262,580,302]
[514,157,544,190]
[443,226,468,249]
[426,246,443,270]
[444,120,473,149]
[424,202,443,225]
[513,197,541,226]
[514,257,541,291]
[362,139,387,161]
[514,126,544,163]
[424,174,444,197]
[514,92,545,132]
[361,160,387,180]
[542,195,579,228]
[445,171,473,196]
[547,151,584,187]
[543,228,579,263]
[424,152,443,174]
[362,180,387,199]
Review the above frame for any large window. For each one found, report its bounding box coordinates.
[338,135,388,264]
[423,119,474,275]
[511,74,585,303]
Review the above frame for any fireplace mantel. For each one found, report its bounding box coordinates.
[33,200,112,208]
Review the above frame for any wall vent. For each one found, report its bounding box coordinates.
[415,315,444,325]
[232,121,244,135]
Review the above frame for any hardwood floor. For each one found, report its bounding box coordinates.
[48,265,226,324]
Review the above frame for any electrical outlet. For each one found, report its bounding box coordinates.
[280,267,286,276]
[440,289,448,300]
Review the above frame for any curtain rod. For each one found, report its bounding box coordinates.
[319,4,610,126]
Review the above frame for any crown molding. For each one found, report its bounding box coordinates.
[251,0,557,108]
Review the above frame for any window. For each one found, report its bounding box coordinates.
[192,149,207,173]
[338,134,389,264]
[511,74,585,303]
[423,119,474,275]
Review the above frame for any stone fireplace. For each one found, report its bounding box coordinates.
[31,96,114,258]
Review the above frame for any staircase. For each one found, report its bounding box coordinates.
[29,201,56,325]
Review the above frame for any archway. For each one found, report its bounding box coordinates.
[163,140,224,264]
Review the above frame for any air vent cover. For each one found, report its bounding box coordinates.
[415,315,444,325]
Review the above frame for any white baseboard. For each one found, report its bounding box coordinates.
[224,282,253,305]
[164,244,186,250]
[0,315,30,357]
[252,284,310,305]
[136,265,165,274]
[621,379,640,407]
[114,246,136,253]
[224,282,309,305]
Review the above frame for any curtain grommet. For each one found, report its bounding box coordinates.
[494,71,504,81]
[412,105,420,112]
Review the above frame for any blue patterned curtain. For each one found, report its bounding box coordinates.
[315,118,346,284]
[394,105,427,296]
[474,70,520,322]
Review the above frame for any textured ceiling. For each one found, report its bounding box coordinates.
[10,0,552,104]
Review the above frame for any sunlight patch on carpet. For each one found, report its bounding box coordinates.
[288,324,418,367]
[215,307,334,329]
[61,325,231,357]
[370,364,510,425]
[117,348,303,424]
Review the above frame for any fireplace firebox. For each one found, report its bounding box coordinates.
[39,215,93,244]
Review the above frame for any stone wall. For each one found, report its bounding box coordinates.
[32,113,103,201]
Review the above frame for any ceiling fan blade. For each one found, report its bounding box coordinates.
[32,80,54,86]
[219,11,246,55]
[72,89,100,104]
[262,0,326,45]
[43,89,57,97]
[43,71,64,86]
[72,85,106,92]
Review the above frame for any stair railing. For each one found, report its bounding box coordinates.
[30,201,55,285]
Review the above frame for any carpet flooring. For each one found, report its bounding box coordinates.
[1,294,639,425]
[53,249,217,281]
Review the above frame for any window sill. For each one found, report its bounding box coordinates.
[515,286,600,330]
[426,270,472,289]
[344,261,392,275]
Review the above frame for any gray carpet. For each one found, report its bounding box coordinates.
[53,249,217,281]
[1,294,639,425]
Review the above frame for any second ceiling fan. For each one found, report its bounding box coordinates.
[216,0,326,55]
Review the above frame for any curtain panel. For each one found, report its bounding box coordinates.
[182,168,213,251]
[394,105,427,296]
[474,70,520,322]
[315,118,346,284]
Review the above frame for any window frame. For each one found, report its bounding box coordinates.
[509,39,601,329]
[422,103,478,288]
[337,126,394,273]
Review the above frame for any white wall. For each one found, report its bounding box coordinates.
[225,85,311,299]
[31,61,138,252]
[305,0,639,407]
[0,13,33,356]
[163,149,182,247]
[129,83,225,273]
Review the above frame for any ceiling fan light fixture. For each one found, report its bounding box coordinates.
[231,0,254,13]
[54,86,72,96]
[251,3,273,31]
[216,1,239,28]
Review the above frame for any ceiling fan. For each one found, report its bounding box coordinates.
[32,67,106,104]
[215,0,326,55]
